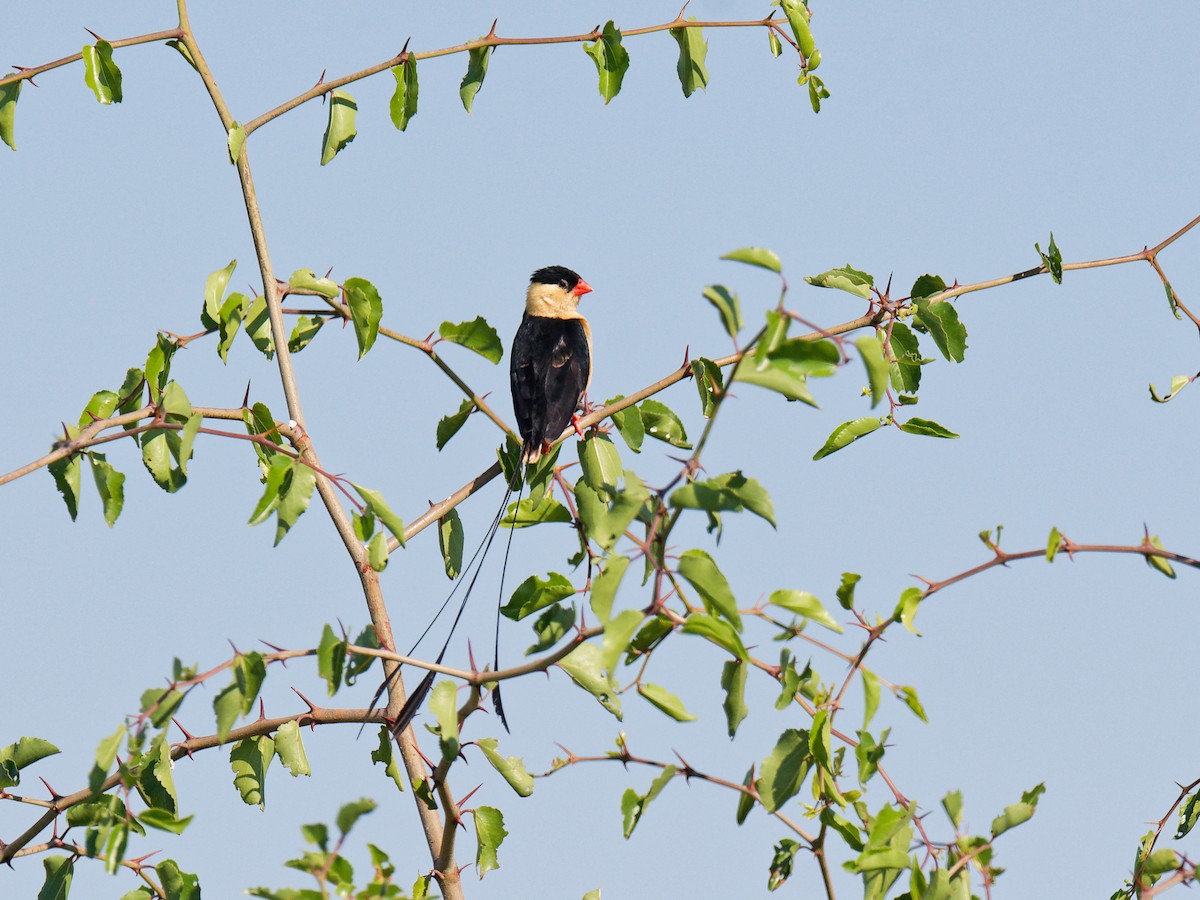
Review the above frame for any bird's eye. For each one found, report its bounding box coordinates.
[559,279,569,290]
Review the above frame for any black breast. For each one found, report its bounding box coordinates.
[510,314,591,455]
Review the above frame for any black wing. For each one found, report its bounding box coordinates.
[511,314,590,455]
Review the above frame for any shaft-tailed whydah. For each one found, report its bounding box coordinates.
[374,266,595,735]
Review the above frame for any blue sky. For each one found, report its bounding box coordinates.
[4,2,1200,897]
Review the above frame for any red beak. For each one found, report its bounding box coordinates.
[573,279,593,297]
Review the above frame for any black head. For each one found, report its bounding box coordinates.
[530,265,583,292]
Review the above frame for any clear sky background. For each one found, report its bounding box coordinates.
[4,2,1200,897]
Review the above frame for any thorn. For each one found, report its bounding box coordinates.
[227,638,241,656]
[258,698,266,721]
[83,27,103,42]
[171,718,198,758]
[313,68,327,94]
[323,265,333,279]
[291,687,320,719]
[467,641,479,675]
[260,639,285,653]
[241,381,252,409]
[884,272,894,297]
[38,777,62,801]
[457,783,483,808]
[399,37,412,62]
[681,345,691,370]
[487,19,498,39]
[677,1,691,22]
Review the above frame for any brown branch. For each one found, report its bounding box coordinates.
[241,16,794,137]
[0,29,183,88]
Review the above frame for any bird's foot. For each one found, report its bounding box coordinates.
[570,413,585,438]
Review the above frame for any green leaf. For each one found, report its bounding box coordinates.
[273,720,311,777]
[913,297,968,362]
[0,79,20,151]
[502,572,575,621]
[606,395,645,452]
[227,121,245,163]
[157,860,200,900]
[89,724,126,793]
[575,471,649,551]
[1141,849,1182,877]
[49,452,82,521]
[767,29,783,58]
[836,572,861,610]
[371,726,405,792]
[1035,232,1064,284]
[897,685,928,722]
[720,660,748,737]
[812,417,882,460]
[344,277,383,359]
[316,624,347,697]
[459,43,493,113]
[756,728,812,812]
[778,0,816,57]
[139,734,178,815]
[855,727,886,785]
[287,268,339,298]
[1149,374,1192,403]
[218,292,249,363]
[1045,526,1062,561]
[638,683,696,721]
[38,855,74,900]
[578,433,623,498]
[1176,791,1200,839]
[244,295,274,359]
[336,797,377,836]
[681,612,748,661]
[735,766,756,824]
[82,40,123,104]
[429,680,460,760]
[0,737,60,789]
[720,246,782,273]
[768,590,843,633]
[138,809,193,835]
[320,90,357,165]
[589,554,631,623]
[1145,534,1176,579]
[165,38,198,72]
[991,784,1044,837]
[942,789,964,830]
[526,604,576,654]
[910,274,946,301]
[897,417,959,439]
[435,398,475,451]
[670,20,709,98]
[621,765,675,838]
[352,483,406,547]
[389,56,419,131]
[861,669,880,728]
[583,21,630,104]
[473,806,507,877]
[501,494,573,529]
[678,549,740,629]
[439,316,502,363]
[230,735,273,809]
[805,265,873,299]
[438,508,464,579]
[476,737,534,797]
[805,73,830,113]
[558,642,622,719]
[736,338,838,403]
[886,321,926,394]
[691,358,724,417]
[600,609,644,676]
[639,399,691,448]
[144,333,178,400]
[855,336,889,409]
[768,838,801,891]
[273,458,316,545]
[894,586,923,635]
[78,390,119,428]
[287,315,323,353]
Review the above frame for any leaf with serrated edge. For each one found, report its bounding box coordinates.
[474,806,507,877]
[583,21,629,104]
[344,277,383,359]
[439,316,502,363]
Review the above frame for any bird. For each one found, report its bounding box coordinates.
[375,266,595,737]
[511,265,594,463]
